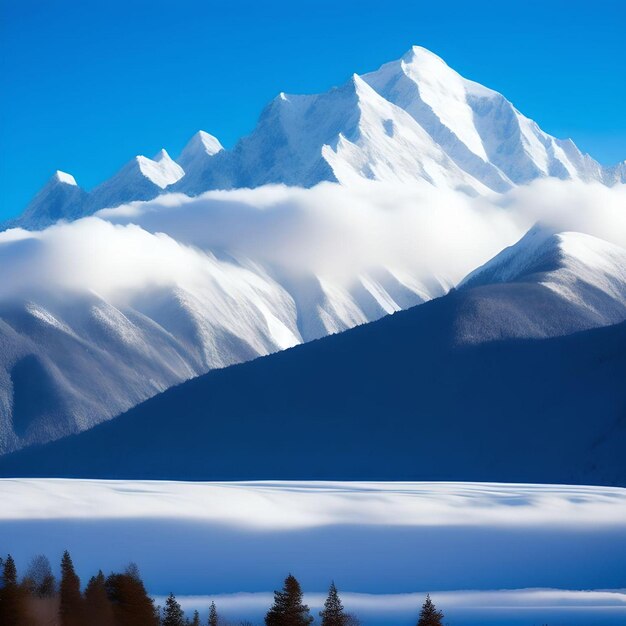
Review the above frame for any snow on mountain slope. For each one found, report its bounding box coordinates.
[0,178,625,455]
[0,234,302,453]
[460,226,626,333]
[174,47,617,197]
[0,188,458,454]
[174,131,224,193]
[0,266,430,455]
[178,131,224,168]
[87,149,184,212]
[8,151,187,232]
[6,46,622,232]
[362,46,606,190]
[606,160,626,184]
[1,269,624,484]
[175,74,486,194]
[4,171,89,230]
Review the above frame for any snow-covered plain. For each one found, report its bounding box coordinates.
[2,480,626,624]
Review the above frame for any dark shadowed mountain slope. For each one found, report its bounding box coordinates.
[1,273,624,485]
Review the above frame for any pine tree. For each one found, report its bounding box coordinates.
[106,569,159,626]
[162,592,186,626]
[84,570,115,626]
[0,554,27,626]
[320,581,346,626]
[59,550,83,626]
[190,609,201,626]
[208,601,218,626]
[2,554,17,585]
[265,574,313,626]
[416,594,444,626]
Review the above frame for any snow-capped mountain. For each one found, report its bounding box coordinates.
[173,47,615,197]
[1,181,625,456]
[86,149,184,212]
[5,150,185,231]
[174,72,488,195]
[606,160,626,184]
[0,46,624,458]
[362,47,607,189]
[5,46,623,231]
[454,227,626,343]
[4,171,89,231]
[175,131,224,193]
[2,228,624,484]
[0,199,442,453]
[0,259,301,454]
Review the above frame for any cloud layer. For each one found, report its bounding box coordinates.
[1,179,624,308]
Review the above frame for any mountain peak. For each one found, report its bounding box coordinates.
[348,73,373,93]
[461,224,626,292]
[153,148,172,162]
[52,170,78,186]
[7,46,621,232]
[177,131,224,171]
[325,72,376,104]
[402,45,446,64]
[193,131,223,154]
[133,153,184,189]
[4,169,88,231]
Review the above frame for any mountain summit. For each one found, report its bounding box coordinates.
[171,46,616,196]
[3,170,88,230]
[5,46,623,231]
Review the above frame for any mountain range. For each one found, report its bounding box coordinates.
[0,46,624,471]
[1,224,624,483]
[4,46,625,232]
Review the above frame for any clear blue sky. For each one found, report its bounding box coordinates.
[1,0,624,219]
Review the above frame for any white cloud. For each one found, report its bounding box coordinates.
[162,589,626,626]
[2,179,623,311]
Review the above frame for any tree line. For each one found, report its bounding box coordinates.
[0,552,445,626]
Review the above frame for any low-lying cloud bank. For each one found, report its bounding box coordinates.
[164,589,626,626]
[1,179,624,306]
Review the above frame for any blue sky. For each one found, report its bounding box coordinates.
[1,0,624,219]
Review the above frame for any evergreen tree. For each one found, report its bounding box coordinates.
[162,592,186,626]
[208,601,218,626]
[265,574,313,626]
[106,570,159,626]
[416,594,444,626]
[190,609,201,626]
[0,554,27,626]
[59,551,83,626]
[85,570,115,626]
[320,581,346,626]
[2,554,17,586]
